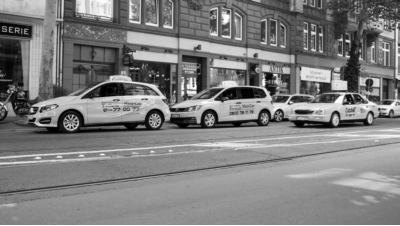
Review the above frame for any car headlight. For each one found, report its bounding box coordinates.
[40,104,59,113]
[315,109,325,115]
[186,105,202,112]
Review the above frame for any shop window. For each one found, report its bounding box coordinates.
[261,20,267,44]
[371,42,376,62]
[303,23,308,50]
[0,39,30,100]
[382,42,390,66]
[209,6,243,40]
[318,26,323,52]
[129,0,174,29]
[210,68,246,87]
[280,24,286,48]
[234,13,242,40]
[75,0,115,22]
[270,19,277,46]
[263,73,290,96]
[310,24,316,51]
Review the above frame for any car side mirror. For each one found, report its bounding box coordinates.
[288,101,294,105]
[221,97,229,102]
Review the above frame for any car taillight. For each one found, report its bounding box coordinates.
[162,99,168,104]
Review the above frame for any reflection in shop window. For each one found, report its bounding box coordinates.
[76,0,113,18]
[210,8,218,36]
[163,0,173,28]
[221,8,231,38]
[145,0,158,26]
[0,39,30,100]
[210,68,246,88]
[129,0,141,23]
[263,73,290,96]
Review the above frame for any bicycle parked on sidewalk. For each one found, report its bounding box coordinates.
[0,83,38,121]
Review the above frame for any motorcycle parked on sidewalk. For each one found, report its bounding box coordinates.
[0,83,38,121]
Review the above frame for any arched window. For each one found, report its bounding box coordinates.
[129,0,175,29]
[209,6,244,41]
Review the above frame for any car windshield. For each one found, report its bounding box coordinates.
[191,88,224,100]
[67,82,102,96]
[272,96,290,103]
[310,94,341,103]
[380,100,394,105]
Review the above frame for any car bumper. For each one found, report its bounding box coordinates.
[288,114,330,124]
[26,111,59,128]
[170,111,201,124]
[379,111,389,116]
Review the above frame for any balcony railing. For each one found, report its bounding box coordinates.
[74,12,117,23]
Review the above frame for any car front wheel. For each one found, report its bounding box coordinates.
[257,110,270,126]
[328,112,340,128]
[201,111,217,128]
[274,110,284,122]
[389,110,394,118]
[145,111,163,130]
[363,112,374,126]
[59,111,82,133]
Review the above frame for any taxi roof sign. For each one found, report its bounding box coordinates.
[109,75,132,82]
[219,80,238,87]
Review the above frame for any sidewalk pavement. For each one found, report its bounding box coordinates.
[0,116,37,132]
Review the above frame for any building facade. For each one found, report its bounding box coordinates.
[0,0,63,116]
[9,0,394,106]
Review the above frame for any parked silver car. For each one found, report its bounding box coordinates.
[272,94,314,122]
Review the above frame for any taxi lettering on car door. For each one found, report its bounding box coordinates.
[342,94,358,120]
[121,83,156,122]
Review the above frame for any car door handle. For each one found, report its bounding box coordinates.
[256,101,261,103]
[142,98,148,100]
[113,99,120,101]
[236,102,241,104]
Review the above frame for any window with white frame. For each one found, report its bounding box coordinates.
[310,0,315,7]
[221,8,231,38]
[234,13,242,40]
[338,35,343,56]
[371,42,376,62]
[210,8,218,36]
[318,26,323,52]
[76,0,113,20]
[270,19,277,46]
[261,19,267,43]
[304,22,308,50]
[382,42,390,66]
[310,24,316,51]
[128,0,174,28]
[317,0,322,8]
[280,24,286,48]
[345,33,351,57]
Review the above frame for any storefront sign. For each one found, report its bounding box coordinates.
[123,54,134,66]
[182,63,200,75]
[359,77,380,88]
[0,22,32,38]
[262,65,290,74]
[300,67,331,83]
[331,80,348,91]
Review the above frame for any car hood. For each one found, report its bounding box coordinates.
[293,103,339,110]
[33,96,78,107]
[171,99,211,108]
[273,103,287,108]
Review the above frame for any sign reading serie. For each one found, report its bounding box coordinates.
[0,22,32,38]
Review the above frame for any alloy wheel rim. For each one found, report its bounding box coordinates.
[261,113,269,124]
[275,111,283,121]
[63,114,79,131]
[368,114,373,123]
[390,111,394,118]
[333,114,339,126]
[205,114,215,126]
[149,114,162,128]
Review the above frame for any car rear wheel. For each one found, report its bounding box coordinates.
[364,112,374,126]
[257,110,270,126]
[389,110,394,118]
[125,124,138,130]
[274,110,284,122]
[232,122,242,127]
[177,123,189,128]
[294,122,304,127]
[328,112,340,128]
[201,111,217,128]
[59,111,82,133]
[145,111,163,130]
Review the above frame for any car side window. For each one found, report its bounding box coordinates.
[220,88,238,100]
[123,84,159,96]
[253,88,261,98]
[304,96,313,102]
[290,96,301,103]
[240,88,255,99]
[143,86,159,96]
[258,89,267,98]
[353,94,365,104]
[343,94,355,104]
[92,83,121,98]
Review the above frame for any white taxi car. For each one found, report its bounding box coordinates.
[288,92,379,127]
[170,85,273,128]
[377,99,400,118]
[272,94,314,122]
[27,76,171,133]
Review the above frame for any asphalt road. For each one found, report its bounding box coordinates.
[0,117,400,222]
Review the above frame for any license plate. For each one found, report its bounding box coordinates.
[171,114,180,118]
[297,116,308,121]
